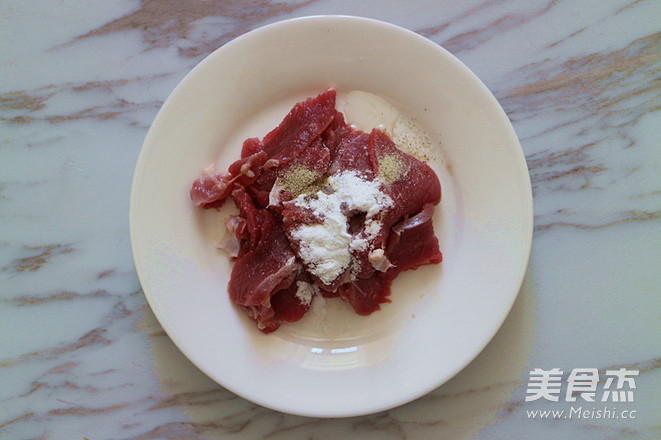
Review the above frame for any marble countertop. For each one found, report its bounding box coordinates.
[1,1,659,438]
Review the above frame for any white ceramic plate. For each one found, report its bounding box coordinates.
[130,16,533,417]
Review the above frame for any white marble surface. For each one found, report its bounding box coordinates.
[1,0,660,438]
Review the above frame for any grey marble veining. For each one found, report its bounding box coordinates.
[1,1,660,438]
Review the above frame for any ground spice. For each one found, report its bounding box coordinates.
[276,165,320,196]
[378,154,407,185]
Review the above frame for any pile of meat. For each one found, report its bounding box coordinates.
[191,89,442,333]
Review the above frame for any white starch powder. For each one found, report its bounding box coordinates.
[289,171,393,285]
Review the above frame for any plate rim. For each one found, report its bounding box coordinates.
[129,14,534,418]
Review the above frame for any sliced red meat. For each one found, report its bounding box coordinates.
[193,90,443,333]
[322,110,351,156]
[386,203,442,271]
[190,150,268,208]
[228,208,300,332]
[339,274,392,315]
[271,282,311,323]
[230,185,262,249]
[328,130,373,178]
[190,172,234,209]
[277,129,372,284]
[241,137,263,158]
[285,137,331,185]
[339,205,441,315]
[246,90,337,207]
[369,129,441,221]
[227,151,268,184]
[264,137,331,211]
[280,200,321,226]
[341,128,441,270]
[261,89,336,161]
